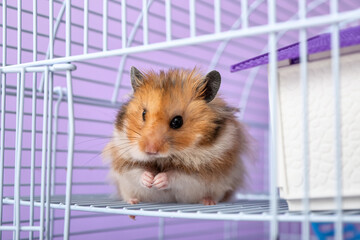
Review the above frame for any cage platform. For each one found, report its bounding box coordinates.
[3,195,360,223]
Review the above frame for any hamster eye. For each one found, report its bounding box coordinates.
[142,109,146,121]
[170,116,183,129]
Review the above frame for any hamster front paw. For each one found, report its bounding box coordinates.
[141,171,155,188]
[153,172,169,190]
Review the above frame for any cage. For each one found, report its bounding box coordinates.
[231,25,360,211]
[0,0,360,240]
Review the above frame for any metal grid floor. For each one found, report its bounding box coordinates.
[3,195,360,223]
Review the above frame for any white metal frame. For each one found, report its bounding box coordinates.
[1,0,360,239]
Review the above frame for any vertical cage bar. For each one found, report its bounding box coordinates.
[121,0,127,48]
[30,2,38,238]
[299,1,310,239]
[241,0,248,28]
[263,131,269,193]
[63,70,75,240]
[40,67,49,240]
[49,0,54,59]
[214,0,220,33]
[189,0,196,37]
[158,218,164,240]
[49,88,63,240]
[231,221,238,239]
[0,0,7,233]
[29,74,37,240]
[30,1,38,239]
[165,0,171,41]
[66,0,71,57]
[45,73,53,240]
[103,0,108,51]
[0,75,5,240]
[14,68,25,240]
[268,0,278,239]
[142,0,148,45]
[17,0,22,65]
[83,0,88,54]
[330,1,342,239]
[223,221,230,240]
[1,0,6,64]
[14,1,23,238]
[39,1,66,92]
[46,9,54,236]
[64,0,73,238]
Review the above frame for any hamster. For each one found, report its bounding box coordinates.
[103,67,250,206]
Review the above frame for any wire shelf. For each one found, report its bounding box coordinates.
[3,195,360,223]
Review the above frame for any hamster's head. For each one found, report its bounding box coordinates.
[116,67,222,161]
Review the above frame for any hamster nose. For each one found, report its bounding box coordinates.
[145,143,159,155]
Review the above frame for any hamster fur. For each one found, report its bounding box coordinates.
[103,67,250,205]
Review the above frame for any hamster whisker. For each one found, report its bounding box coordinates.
[112,145,135,160]
[103,143,136,154]
[114,137,138,141]
[112,143,137,151]
[126,127,142,137]
[74,137,113,146]
[81,143,136,167]
[116,123,142,137]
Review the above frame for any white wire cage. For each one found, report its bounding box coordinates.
[0,0,360,239]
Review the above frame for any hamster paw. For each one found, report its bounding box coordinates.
[141,171,155,188]
[127,198,139,205]
[127,198,139,220]
[201,197,216,206]
[153,172,169,190]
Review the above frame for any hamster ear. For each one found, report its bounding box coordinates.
[202,70,221,102]
[130,66,145,91]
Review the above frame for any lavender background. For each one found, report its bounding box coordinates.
[1,0,360,239]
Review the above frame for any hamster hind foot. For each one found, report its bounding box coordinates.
[127,198,139,204]
[127,198,139,220]
[201,197,216,206]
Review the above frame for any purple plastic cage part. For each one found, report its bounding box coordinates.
[230,25,360,72]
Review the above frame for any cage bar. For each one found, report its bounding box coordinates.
[45,72,53,240]
[121,0,127,48]
[214,0,221,33]
[143,0,149,45]
[63,69,75,240]
[165,0,171,41]
[267,0,278,238]
[331,1,343,240]
[103,0,108,51]
[2,7,360,70]
[29,70,37,240]
[298,1,310,240]
[241,0,248,28]
[49,0,54,59]
[39,67,49,240]
[0,0,7,235]
[49,88,64,240]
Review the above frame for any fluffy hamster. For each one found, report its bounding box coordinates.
[103,67,250,205]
